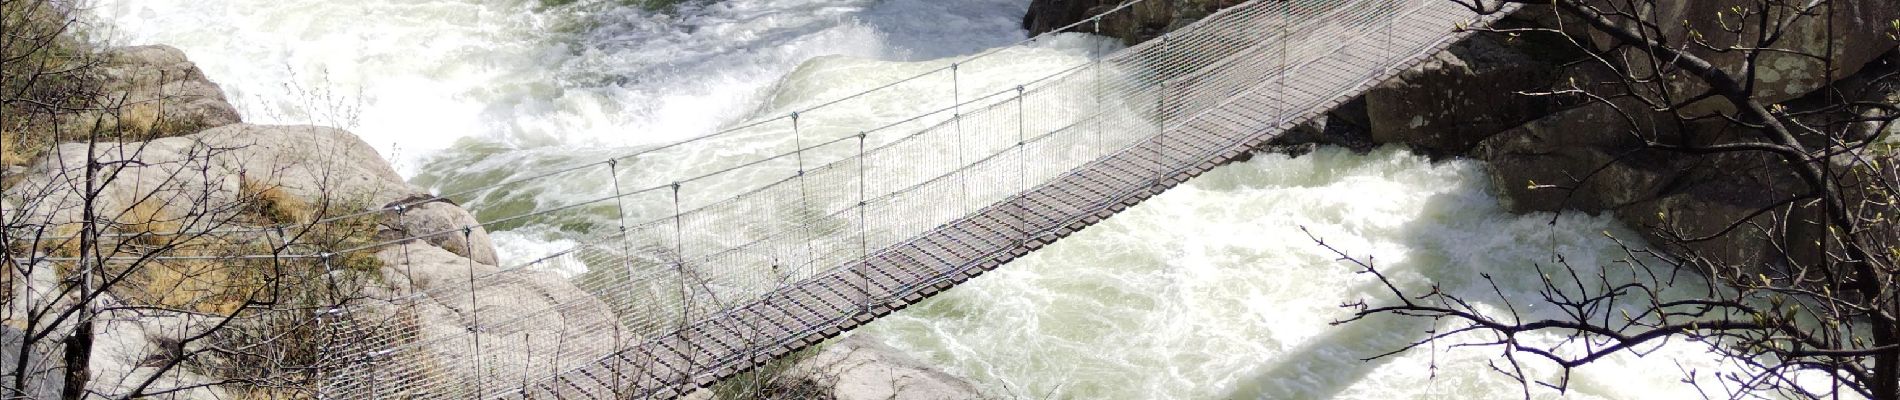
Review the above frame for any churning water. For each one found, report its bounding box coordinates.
[93,0,1740,398]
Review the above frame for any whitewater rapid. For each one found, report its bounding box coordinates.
[860,147,1738,399]
[92,0,1736,398]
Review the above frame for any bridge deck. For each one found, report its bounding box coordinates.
[495,2,1517,398]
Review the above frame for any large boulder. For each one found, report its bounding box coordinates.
[1470,98,1690,214]
[1261,98,1375,155]
[85,301,232,400]
[82,45,242,138]
[379,196,500,266]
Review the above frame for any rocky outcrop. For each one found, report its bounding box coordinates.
[789,335,985,400]
[345,244,622,393]
[11,124,495,264]
[77,45,242,138]
[1396,6,1898,269]
[1261,98,1375,156]
[2,123,577,398]
[1468,48,1900,271]
[1579,0,1900,109]
[380,196,500,266]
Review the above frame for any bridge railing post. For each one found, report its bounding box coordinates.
[1154,34,1170,191]
[1275,0,1289,128]
[791,111,818,294]
[950,63,971,216]
[1014,86,1028,251]
[855,133,871,314]
[666,180,698,388]
[461,228,486,399]
[607,159,639,332]
[1091,16,1106,160]
[1092,65,1104,162]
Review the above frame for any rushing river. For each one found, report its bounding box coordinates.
[94,0,1740,398]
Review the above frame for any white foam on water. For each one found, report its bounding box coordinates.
[89,0,1035,169]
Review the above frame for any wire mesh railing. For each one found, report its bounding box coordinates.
[296,0,1521,398]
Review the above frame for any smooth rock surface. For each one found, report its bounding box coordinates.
[380,197,499,266]
[85,300,230,400]
[1470,99,1687,214]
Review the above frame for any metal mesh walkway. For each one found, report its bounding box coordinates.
[296,0,1521,398]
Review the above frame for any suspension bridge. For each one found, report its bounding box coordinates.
[270,0,1524,398]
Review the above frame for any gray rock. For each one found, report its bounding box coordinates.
[1,290,232,399]
[791,335,985,400]
[1365,34,1563,156]
[1470,99,1687,214]
[1260,99,1375,156]
[0,327,63,400]
[84,301,231,400]
[1472,95,1829,272]
[339,244,623,397]
[381,197,499,266]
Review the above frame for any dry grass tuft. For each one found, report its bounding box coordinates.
[92,102,206,140]
[117,102,162,138]
[119,198,182,246]
[135,259,245,314]
[240,177,313,225]
[1,130,28,167]
[41,223,84,259]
